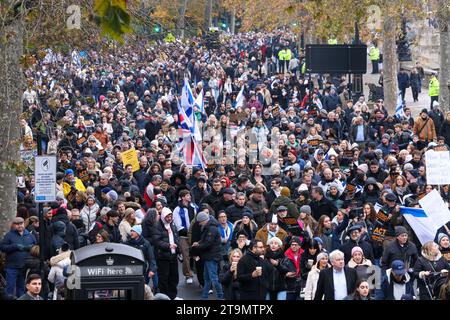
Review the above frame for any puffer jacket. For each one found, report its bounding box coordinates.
[304,263,331,300]
[80,203,100,231]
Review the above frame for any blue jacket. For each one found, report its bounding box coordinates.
[0,229,37,268]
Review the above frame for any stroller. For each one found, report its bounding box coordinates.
[424,271,448,300]
[367,83,384,102]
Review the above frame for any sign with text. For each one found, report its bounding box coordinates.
[121,148,140,173]
[425,150,450,185]
[79,265,142,277]
[35,156,57,202]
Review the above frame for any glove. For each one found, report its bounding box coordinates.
[24,244,33,251]
[16,244,25,251]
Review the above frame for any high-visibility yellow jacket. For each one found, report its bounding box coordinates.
[278,49,292,61]
[369,47,380,61]
[429,77,440,97]
[328,38,337,45]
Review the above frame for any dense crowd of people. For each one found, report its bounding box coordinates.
[1,29,450,301]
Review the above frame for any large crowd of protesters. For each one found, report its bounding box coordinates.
[1,29,450,301]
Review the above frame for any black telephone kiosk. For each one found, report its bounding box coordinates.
[66,243,145,300]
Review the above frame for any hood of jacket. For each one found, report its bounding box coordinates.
[347,258,373,268]
[49,250,72,267]
[52,221,66,236]
[272,196,293,207]
[364,177,380,190]
[421,250,443,262]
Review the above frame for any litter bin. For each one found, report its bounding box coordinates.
[66,243,145,300]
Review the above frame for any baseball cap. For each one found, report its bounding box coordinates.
[391,260,406,276]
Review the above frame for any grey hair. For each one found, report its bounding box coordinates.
[329,250,345,263]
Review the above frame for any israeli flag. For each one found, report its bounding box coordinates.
[71,50,82,69]
[395,91,405,119]
[234,86,245,109]
[194,89,205,114]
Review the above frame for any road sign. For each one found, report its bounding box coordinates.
[35,156,57,202]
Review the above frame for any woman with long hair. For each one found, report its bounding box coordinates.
[391,175,409,205]
[304,252,330,300]
[219,248,243,300]
[344,280,372,300]
[315,215,335,252]
[249,163,269,189]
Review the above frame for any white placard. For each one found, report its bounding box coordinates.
[34,156,57,202]
[425,150,450,185]
[419,189,450,229]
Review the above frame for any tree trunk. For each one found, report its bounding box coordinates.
[0,20,24,237]
[204,0,213,31]
[177,0,188,39]
[381,5,398,113]
[437,0,449,111]
[230,7,236,35]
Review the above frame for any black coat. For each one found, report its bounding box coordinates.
[310,196,338,221]
[51,212,80,251]
[237,251,269,300]
[126,236,157,275]
[192,218,222,261]
[219,262,240,300]
[440,121,450,146]
[413,255,450,299]
[213,197,235,215]
[225,204,254,223]
[264,250,289,292]
[152,220,181,261]
[201,190,223,212]
[314,266,358,300]
[381,240,418,272]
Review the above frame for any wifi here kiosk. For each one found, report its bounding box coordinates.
[67,243,145,300]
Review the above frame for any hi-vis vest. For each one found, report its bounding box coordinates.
[328,38,337,45]
[369,47,380,61]
[429,77,440,97]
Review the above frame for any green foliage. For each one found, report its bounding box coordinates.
[94,0,132,42]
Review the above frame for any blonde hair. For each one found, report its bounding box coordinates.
[86,186,95,196]
[228,248,243,263]
[421,241,439,258]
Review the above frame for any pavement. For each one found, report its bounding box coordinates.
[363,62,430,117]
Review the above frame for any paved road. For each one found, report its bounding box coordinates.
[363,62,430,117]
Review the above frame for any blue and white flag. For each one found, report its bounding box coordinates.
[179,80,202,142]
[234,85,245,109]
[71,50,82,69]
[395,91,405,119]
[401,204,450,245]
[194,89,205,114]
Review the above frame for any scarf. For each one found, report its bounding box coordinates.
[285,247,303,275]
[162,220,175,254]
[219,221,234,243]
[178,206,188,230]
[267,224,279,240]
